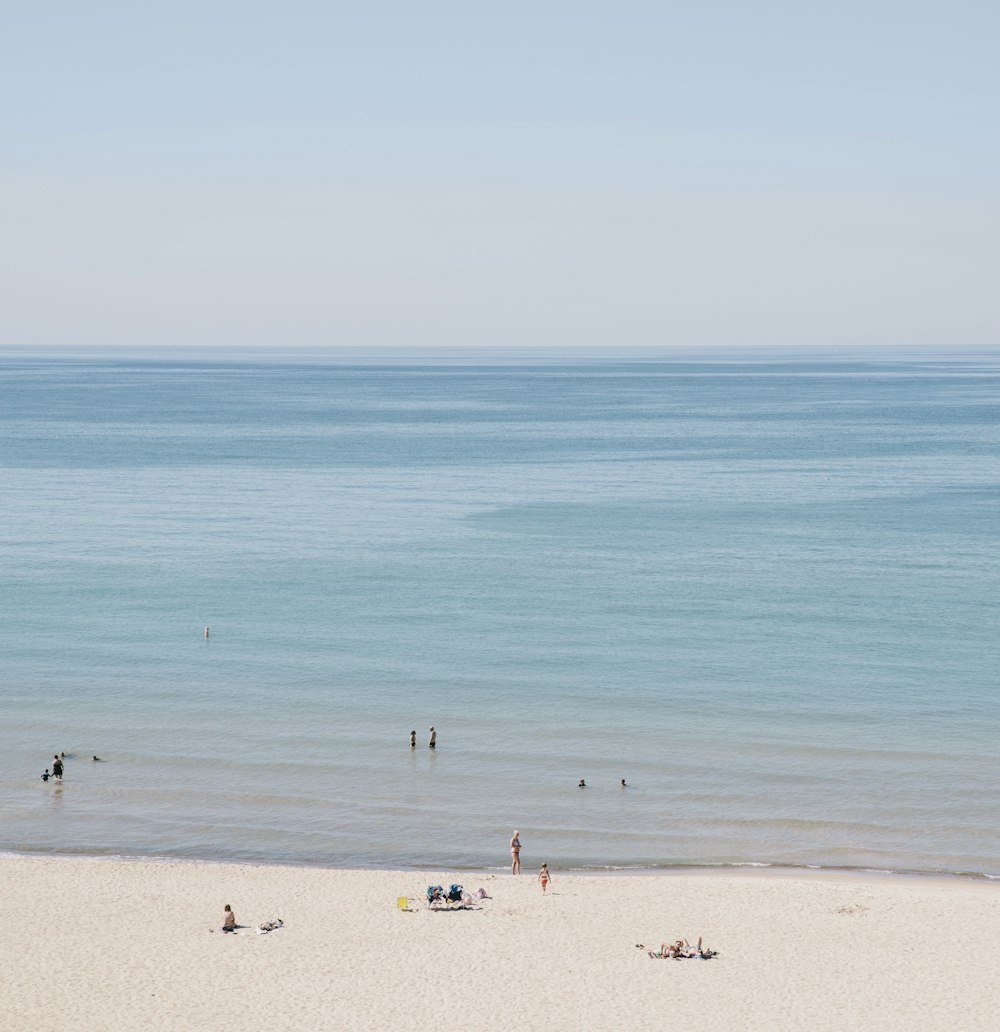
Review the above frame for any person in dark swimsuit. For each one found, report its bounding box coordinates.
[510,831,521,874]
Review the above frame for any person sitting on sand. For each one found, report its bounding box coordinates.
[222,905,236,932]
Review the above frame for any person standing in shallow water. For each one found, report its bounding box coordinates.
[52,755,63,782]
[409,730,416,748]
[428,726,436,749]
[510,831,521,874]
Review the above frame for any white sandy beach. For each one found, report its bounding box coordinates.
[2,855,997,1032]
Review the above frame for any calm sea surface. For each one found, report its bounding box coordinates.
[2,348,998,876]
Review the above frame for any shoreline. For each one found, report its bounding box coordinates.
[4,844,998,886]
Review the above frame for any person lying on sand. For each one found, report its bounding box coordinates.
[648,938,717,959]
[685,938,718,958]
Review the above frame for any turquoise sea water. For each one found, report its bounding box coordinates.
[2,348,998,876]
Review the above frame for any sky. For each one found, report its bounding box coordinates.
[1,0,998,349]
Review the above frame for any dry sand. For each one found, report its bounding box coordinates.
[2,854,997,1032]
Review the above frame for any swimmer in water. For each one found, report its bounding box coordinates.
[578,779,586,788]
[409,730,416,748]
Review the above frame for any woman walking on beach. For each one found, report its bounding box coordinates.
[538,863,551,894]
[510,831,521,874]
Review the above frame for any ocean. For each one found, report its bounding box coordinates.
[2,347,998,877]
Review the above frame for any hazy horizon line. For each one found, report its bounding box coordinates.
[2,343,999,365]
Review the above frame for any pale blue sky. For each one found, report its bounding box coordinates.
[2,1,997,348]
